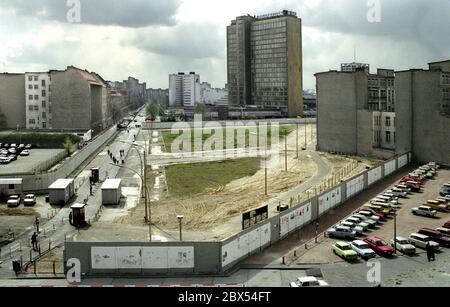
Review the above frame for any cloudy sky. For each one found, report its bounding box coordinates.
[1,0,449,90]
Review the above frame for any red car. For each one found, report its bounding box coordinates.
[400,181,422,192]
[443,221,450,229]
[400,177,424,185]
[364,236,395,257]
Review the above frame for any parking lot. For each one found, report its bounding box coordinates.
[0,149,66,175]
[292,166,450,265]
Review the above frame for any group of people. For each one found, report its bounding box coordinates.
[107,149,125,166]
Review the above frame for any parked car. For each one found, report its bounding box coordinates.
[23,194,36,207]
[347,217,370,231]
[402,182,422,192]
[339,222,364,235]
[360,207,386,220]
[3,143,9,148]
[353,214,377,228]
[396,184,412,194]
[411,206,437,218]
[443,222,450,230]
[8,148,16,155]
[0,149,8,156]
[364,236,395,257]
[20,150,30,157]
[408,233,440,251]
[326,226,357,240]
[7,154,17,161]
[390,237,416,255]
[386,188,408,198]
[332,242,359,261]
[363,204,391,216]
[350,240,377,260]
[435,227,450,237]
[7,195,21,208]
[0,157,11,164]
[25,144,32,150]
[376,195,399,205]
[10,144,17,148]
[440,186,450,197]
[425,200,450,213]
[418,228,450,247]
[290,276,329,287]
[357,210,381,223]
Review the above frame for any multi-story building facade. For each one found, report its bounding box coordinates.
[201,82,228,106]
[169,72,201,107]
[0,73,26,129]
[341,62,370,73]
[25,72,52,129]
[395,60,450,164]
[316,60,450,165]
[50,66,108,135]
[227,10,303,117]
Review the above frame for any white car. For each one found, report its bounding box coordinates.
[7,195,21,208]
[358,210,381,223]
[290,276,329,287]
[386,189,408,198]
[350,240,376,260]
[353,214,377,228]
[20,150,30,156]
[340,222,364,235]
[347,217,370,231]
[24,194,36,206]
[408,233,440,251]
[390,237,416,255]
[396,184,412,193]
[326,226,357,240]
[411,206,437,217]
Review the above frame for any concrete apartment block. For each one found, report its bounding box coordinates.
[0,73,26,129]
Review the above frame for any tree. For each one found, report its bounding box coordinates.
[63,136,77,155]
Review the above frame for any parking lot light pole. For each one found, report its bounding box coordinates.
[394,210,397,254]
[177,215,184,242]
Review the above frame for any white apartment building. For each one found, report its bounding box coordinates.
[25,72,52,129]
[169,72,201,107]
[201,82,228,106]
[373,112,396,150]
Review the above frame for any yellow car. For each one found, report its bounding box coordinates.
[332,242,358,261]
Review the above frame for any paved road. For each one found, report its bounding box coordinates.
[0,111,146,278]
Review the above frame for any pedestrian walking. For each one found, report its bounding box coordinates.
[31,233,38,251]
[90,184,93,196]
[122,159,125,165]
[426,242,436,262]
[34,217,40,233]
[69,212,73,226]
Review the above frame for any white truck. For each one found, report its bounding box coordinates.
[411,206,437,217]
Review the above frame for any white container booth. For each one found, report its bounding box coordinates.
[101,179,122,205]
[48,179,75,206]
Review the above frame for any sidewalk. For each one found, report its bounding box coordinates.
[0,115,145,278]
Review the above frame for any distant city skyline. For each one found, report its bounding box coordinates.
[1,0,450,89]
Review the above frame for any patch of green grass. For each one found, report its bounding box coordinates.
[165,158,261,197]
[162,125,295,153]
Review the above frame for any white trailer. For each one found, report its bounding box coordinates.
[101,179,122,206]
[48,179,75,206]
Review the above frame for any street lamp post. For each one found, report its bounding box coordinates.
[296,123,299,159]
[177,215,184,242]
[394,210,397,254]
[110,162,152,241]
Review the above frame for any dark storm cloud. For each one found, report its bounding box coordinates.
[2,0,181,27]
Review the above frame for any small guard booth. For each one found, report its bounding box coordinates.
[70,203,87,227]
[101,179,122,206]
